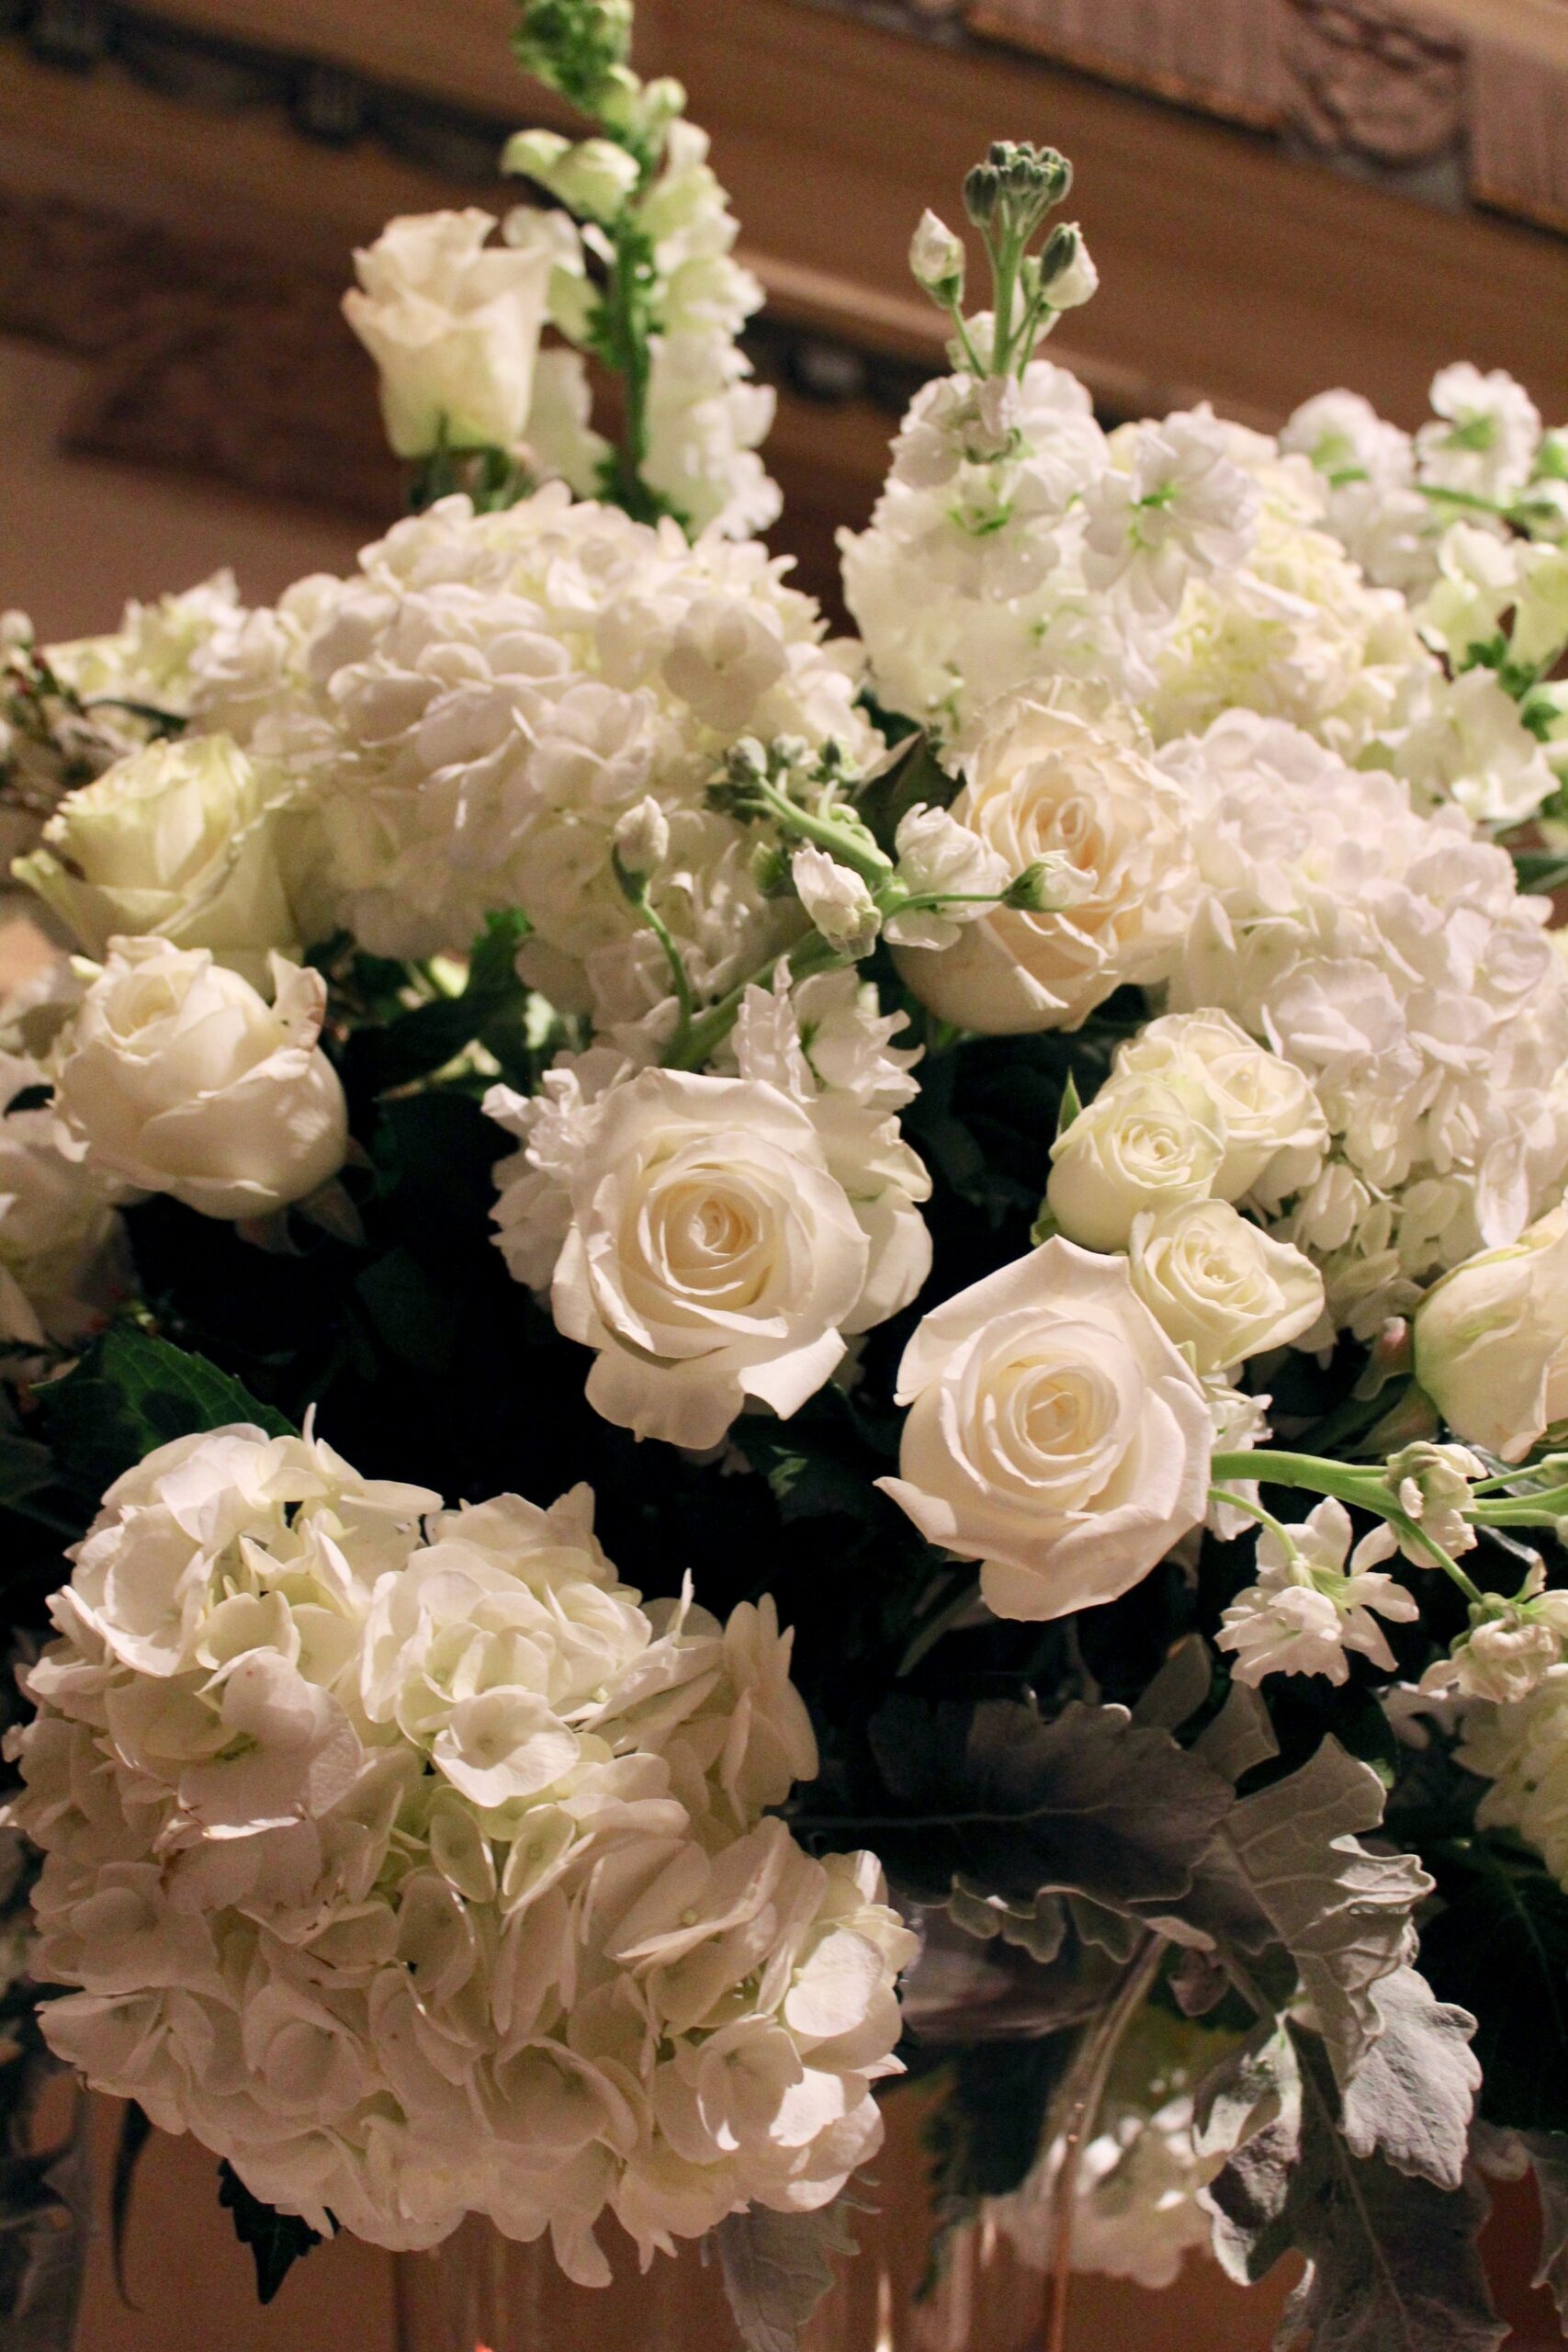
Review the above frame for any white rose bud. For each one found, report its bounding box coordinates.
[14,734,299,986]
[1046,1073,1224,1254]
[1042,221,1099,311]
[1117,1011,1327,1206]
[1415,1205,1568,1462]
[909,209,964,301]
[343,208,551,458]
[877,1239,1212,1622]
[612,797,671,881]
[792,846,882,958]
[1130,1200,1325,1376]
[53,939,348,1221]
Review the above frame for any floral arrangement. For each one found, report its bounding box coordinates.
[4,6,1568,2346]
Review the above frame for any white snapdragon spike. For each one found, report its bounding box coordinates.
[50,940,348,1223]
[15,734,302,986]
[343,209,552,459]
[486,1002,931,1448]
[184,489,875,1014]
[1216,1498,1419,1687]
[6,1431,913,2273]
[1416,364,1542,507]
[877,1238,1213,1623]
[893,688,1195,1035]
[1158,711,1568,1336]
[1081,407,1260,621]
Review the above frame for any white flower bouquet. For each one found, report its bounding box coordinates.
[4,4,1568,2345]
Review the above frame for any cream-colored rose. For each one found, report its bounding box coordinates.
[1116,1011,1327,1207]
[878,1239,1212,1622]
[1415,1204,1568,1462]
[1046,1074,1224,1253]
[14,735,299,984]
[892,692,1194,1035]
[1129,1200,1324,1376]
[52,939,347,1221]
[546,1069,873,1450]
[344,209,550,459]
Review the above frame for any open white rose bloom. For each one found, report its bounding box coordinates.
[5,7,1568,2347]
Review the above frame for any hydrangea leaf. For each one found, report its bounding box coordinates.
[1203,2024,1505,2352]
[215,2164,323,2307]
[714,2198,855,2352]
[1419,1839,1568,2134]
[38,1322,294,1500]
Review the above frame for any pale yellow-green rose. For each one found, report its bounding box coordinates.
[1415,1204,1568,1461]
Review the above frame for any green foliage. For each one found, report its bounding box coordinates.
[1420,1837,1568,2133]
[344,910,539,1096]
[216,2165,323,2306]
[38,1322,294,1502]
[513,0,633,118]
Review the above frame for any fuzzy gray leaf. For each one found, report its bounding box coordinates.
[1341,1967,1480,2191]
[1524,2132,1568,2324]
[1132,1635,1213,1733]
[0,2088,92,2352]
[1196,1680,1280,1785]
[1222,1738,1431,2087]
[1204,2027,1505,2352]
[715,2199,855,2352]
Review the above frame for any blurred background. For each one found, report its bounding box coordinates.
[2,0,1566,2343]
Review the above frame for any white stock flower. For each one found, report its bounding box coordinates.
[909,209,964,296]
[7,1433,912,2275]
[1046,1076,1224,1254]
[1383,1441,1483,1563]
[1458,1666,1568,1883]
[883,803,1010,952]
[877,1238,1212,1623]
[892,691,1194,1034]
[1515,544,1568,672]
[1129,1201,1324,1376]
[1217,1498,1418,1686]
[1082,408,1260,620]
[1417,364,1541,506]
[14,735,301,984]
[1423,1571,1568,1706]
[1414,523,1521,670]
[1280,389,1434,594]
[791,847,880,957]
[613,796,670,878]
[344,210,551,458]
[1415,1206,1568,1462]
[52,939,347,1221]
[1043,224,1097,311]
[1393,664,1556,828]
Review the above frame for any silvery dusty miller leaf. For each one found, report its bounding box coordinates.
[1204,2024,1505,2352]
[1340,1965,1480,2192]
[715,2199,854,2352]
[1523,2132,1568,2324]
[1221,1737,1430,2088]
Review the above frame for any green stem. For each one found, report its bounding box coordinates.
[946,300,985,376]
[1211,1449,1487,1606]
[741,776,893,884]
[1207,1487,1298,1550]
[1043,1937,1165,2352]
[663,931,849,1071]
[989,226,1021,374]
[897,1572,984,1676]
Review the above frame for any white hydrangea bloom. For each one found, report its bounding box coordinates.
[1158,710,1568,1334]
[1217,1498,1418,1686]
[1457,1663,1568,1883]
[186,488,876,1014]
[6,1428,914,2276]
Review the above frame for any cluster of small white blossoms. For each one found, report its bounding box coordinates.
[505,116,780,541]
[1156,710,1568,1336]
[188,487,875,1018]
[486,969,931,1450]
[4,1423,913,2276]
[840,368,1454,778]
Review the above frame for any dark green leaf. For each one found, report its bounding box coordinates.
[728,1418,883,1524]
[38,1323,294,1498]
[216,2164,323,2306]
[1203,2025,1504,2352]
[921,2037,1072,2207]
[0,1435,56,1510]
[714,2199,855,2352]
[349,910,531,1093]
[1420,1838,1568,2133]
[109,2102,152,2309]
[862,1695,1234,1914]
[355,1249,458,1376]
[854,732,957,854]
[4,1085,52,1118]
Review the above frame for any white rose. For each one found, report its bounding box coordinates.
[52,939,348,1220]
[893,693,1193,1034]
[0,1059,122,1362]
[13,735,301,984]
[545,1068,873,1449]
[877,1238,1213,1622]
[343,209,551,458]
[1046,1074,1224,1253]
[1415,1205,1568,1461]
[1130,1201,1324,1376]
[1116,1011,1327,1205]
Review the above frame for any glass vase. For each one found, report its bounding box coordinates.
[394,2085,1046,2352]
